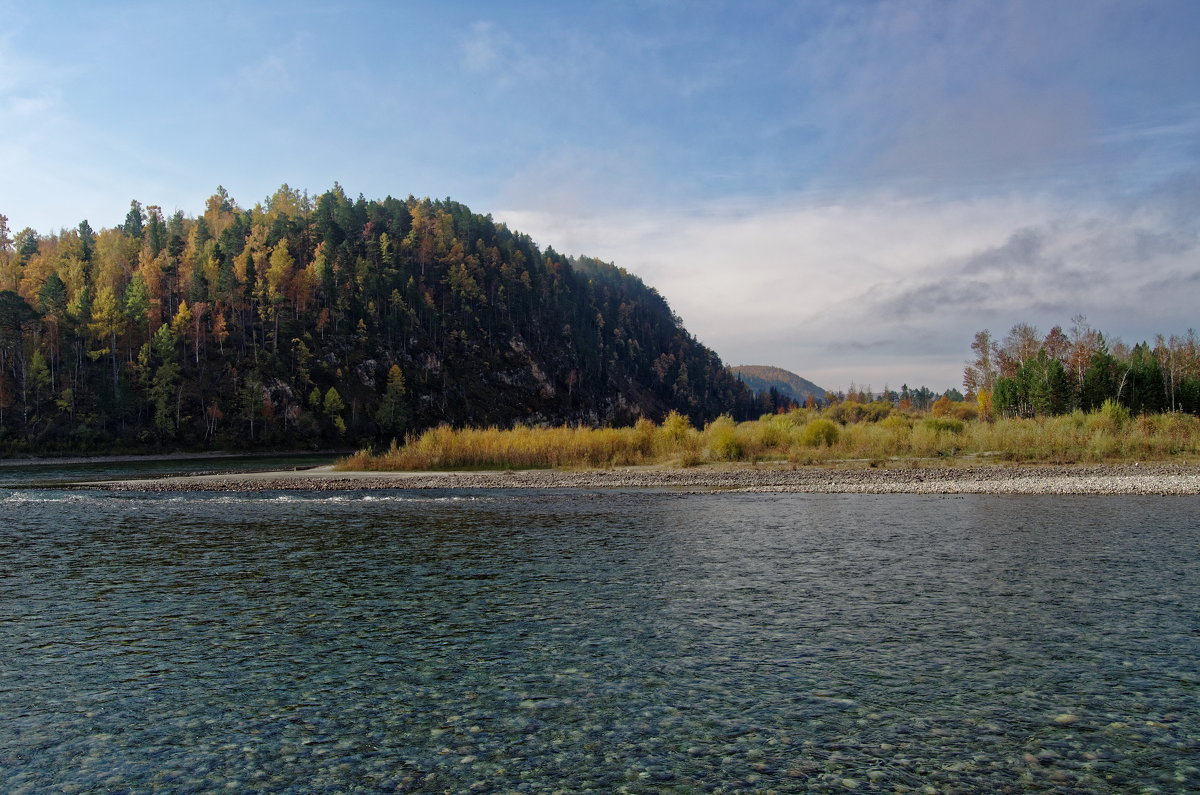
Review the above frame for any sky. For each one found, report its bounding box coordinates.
[2,0,1198,392]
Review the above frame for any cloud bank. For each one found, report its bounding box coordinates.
[498,175,1200,391]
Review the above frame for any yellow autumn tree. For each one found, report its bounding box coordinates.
[212,311,229,354]
[267,239,294,307]
[171,299,193,338]
[89,285,124,394]
[976,389,994,421]
[0,214,15,291]
[93,227,139,296]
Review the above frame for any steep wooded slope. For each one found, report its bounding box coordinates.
[0,187,767,451]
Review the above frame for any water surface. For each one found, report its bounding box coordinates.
[0,452,336,488]
[1,486,1196,793]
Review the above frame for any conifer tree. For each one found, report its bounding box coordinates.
[376,364,409,439]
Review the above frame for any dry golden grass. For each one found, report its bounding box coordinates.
[338,404,1200,471]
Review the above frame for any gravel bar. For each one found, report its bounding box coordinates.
[81,462,1200,495]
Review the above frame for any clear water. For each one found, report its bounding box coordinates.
[0,485,1196,794]
[0,453,337,489]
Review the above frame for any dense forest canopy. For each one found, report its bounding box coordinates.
[0,186,773,453]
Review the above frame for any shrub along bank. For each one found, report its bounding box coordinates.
[340,400,1200,470]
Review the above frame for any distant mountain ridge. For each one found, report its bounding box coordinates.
[731,365,826,404]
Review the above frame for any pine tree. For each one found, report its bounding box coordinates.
[323,387,346,435]
[146,325,181,437]
[376,364,409,439]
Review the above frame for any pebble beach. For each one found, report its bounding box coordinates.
[86,461,1200,495]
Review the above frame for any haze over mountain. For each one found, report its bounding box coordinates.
[731,365,826,405]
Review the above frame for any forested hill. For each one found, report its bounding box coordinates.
[731,365,826,406]
[0,186,768,453]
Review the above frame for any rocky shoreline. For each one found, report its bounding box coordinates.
[82,462,1200,495]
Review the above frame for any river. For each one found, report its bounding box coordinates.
[1,460,1196,793]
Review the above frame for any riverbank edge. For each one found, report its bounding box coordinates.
[80,461,1200,495]
[0,450,351,468]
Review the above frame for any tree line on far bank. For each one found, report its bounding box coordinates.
[962,318,1200,419]
[787,316,1200,424]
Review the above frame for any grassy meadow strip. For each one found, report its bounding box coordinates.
[338,402,1200,471]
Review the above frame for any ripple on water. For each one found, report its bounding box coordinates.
[0,490,1197,793]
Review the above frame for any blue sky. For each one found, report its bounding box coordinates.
[2,1,1199,391]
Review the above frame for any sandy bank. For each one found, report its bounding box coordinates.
[81,462,1200,495]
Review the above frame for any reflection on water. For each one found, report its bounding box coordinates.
[0,489,1197,793]
[0,452,337,488]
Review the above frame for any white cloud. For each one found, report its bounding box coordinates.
[5,95,52,118]
[497,183,1200,391]
[237,53,295,94]
[787,0,1193,196]
[458,20,557,91]
[461,21,502,72]
[0,32,63,128]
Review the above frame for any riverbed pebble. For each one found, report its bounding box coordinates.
[85,462,1200,495]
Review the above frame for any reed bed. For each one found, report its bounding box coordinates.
[339,404,1200,471]
[341,419,663,471]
